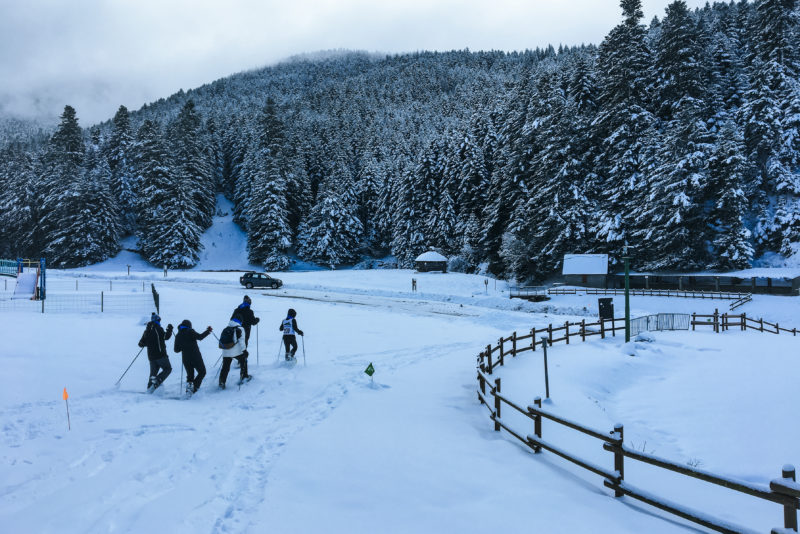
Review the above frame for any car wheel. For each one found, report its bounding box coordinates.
[272,282,278,289]
[245,282,253,289]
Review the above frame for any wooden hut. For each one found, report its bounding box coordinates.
[415,251,448,273]
[562,254,609,288]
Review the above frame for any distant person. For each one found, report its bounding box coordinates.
[280,308,304,361]
[412,278,417,292]
[138,313,173,392]
[231,295,260,347]
[218,316,250,389]
[173,320,212,396]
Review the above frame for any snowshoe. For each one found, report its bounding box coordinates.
[237,375,253,386]
[218,383,226,390]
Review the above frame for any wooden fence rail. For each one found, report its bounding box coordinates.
[476,314,799,533]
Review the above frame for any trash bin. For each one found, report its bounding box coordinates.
[598,298,614,320]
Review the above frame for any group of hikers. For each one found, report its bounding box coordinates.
[137,295,304,395]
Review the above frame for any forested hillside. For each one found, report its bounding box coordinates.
[1,0,799,280]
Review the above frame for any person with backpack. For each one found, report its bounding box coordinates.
[173,320,212,395]
[279,308,304,361]
[231,295,260,347]
[218,316,250,389]
[138,313,173,392]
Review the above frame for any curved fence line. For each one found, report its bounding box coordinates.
[476,314,799,533]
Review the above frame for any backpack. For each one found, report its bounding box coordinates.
[218,326,238,349]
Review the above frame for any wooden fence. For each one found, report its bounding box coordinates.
[548,287,753,309]
[692,310,798,336]
[477,315,799,533]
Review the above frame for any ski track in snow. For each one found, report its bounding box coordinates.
[0,310,473,534]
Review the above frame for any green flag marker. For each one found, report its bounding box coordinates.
[364,363,375,377]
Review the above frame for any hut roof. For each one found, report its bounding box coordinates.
[415,251,448,262]
[562,254,608,275]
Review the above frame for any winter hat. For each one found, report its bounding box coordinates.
[179,319,192,330]
[151,313,161,323]
[243,295,252,305]
[287,308,296,318]
[231,316,243,325]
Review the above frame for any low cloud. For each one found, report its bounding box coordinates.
[0,0,707,125]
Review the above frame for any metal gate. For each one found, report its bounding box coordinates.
[629,313,690,336]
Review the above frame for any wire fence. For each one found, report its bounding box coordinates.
[0,292,153,314]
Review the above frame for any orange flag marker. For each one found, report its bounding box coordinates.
[63,387,70,430]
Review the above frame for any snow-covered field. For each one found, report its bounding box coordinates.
[2,262,799,533]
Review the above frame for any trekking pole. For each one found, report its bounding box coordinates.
[209,331,223,374]
[256,323,260,366]
[115,347,144,386]
[276,338,283,362]
[302,335,306,366]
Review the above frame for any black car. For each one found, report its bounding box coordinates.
[240,272,283,289]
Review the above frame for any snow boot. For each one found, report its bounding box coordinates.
[285,352,291,361]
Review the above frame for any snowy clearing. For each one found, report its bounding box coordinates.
[2,267,799,533]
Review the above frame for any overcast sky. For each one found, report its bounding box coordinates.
[0,0,710,125]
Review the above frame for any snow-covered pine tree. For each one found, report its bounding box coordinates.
[46,134,121,267]
[106,105,138,234]
[246,100,292,270]
[170,100,215,231]
[707,121,754,269]
[38,105,85,262]
[297,175,363,269]
[390,163,425,267]
[593,0,657,267]
[135,119,203,267]
[638,0,713,270]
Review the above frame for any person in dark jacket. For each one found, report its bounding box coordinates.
[279,308,304,361]
[173,319,212,394]
[138,313,173,392]
[231,295,260,347]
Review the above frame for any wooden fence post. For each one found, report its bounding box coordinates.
[612,423,624,498]
[776,322,780,335]
[548,324,553,345]
[722,313,727,332]
[533,397,542,452]
[499,337,505,367]
[101,291,104,313]
[692,312,696,331]
[600,318,606,339]
[493,378,501,432]
[565,321,570,344]
[531,328,537,351]
[713,308,719,333]
[581,319,586,342]
[779,465,797,531]
[487,345,493,375]
[478,363,486,403]
[742,312,746,331]
[760,318,764,332]
[512,332,517,357]
[611,316,616,337]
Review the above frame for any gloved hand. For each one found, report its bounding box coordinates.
[253,317,260,324]
[242,350,249,358]
[205,326,212,332]
[166,324,174,332]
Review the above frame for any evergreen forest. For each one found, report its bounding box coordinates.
[1,0,800,281]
